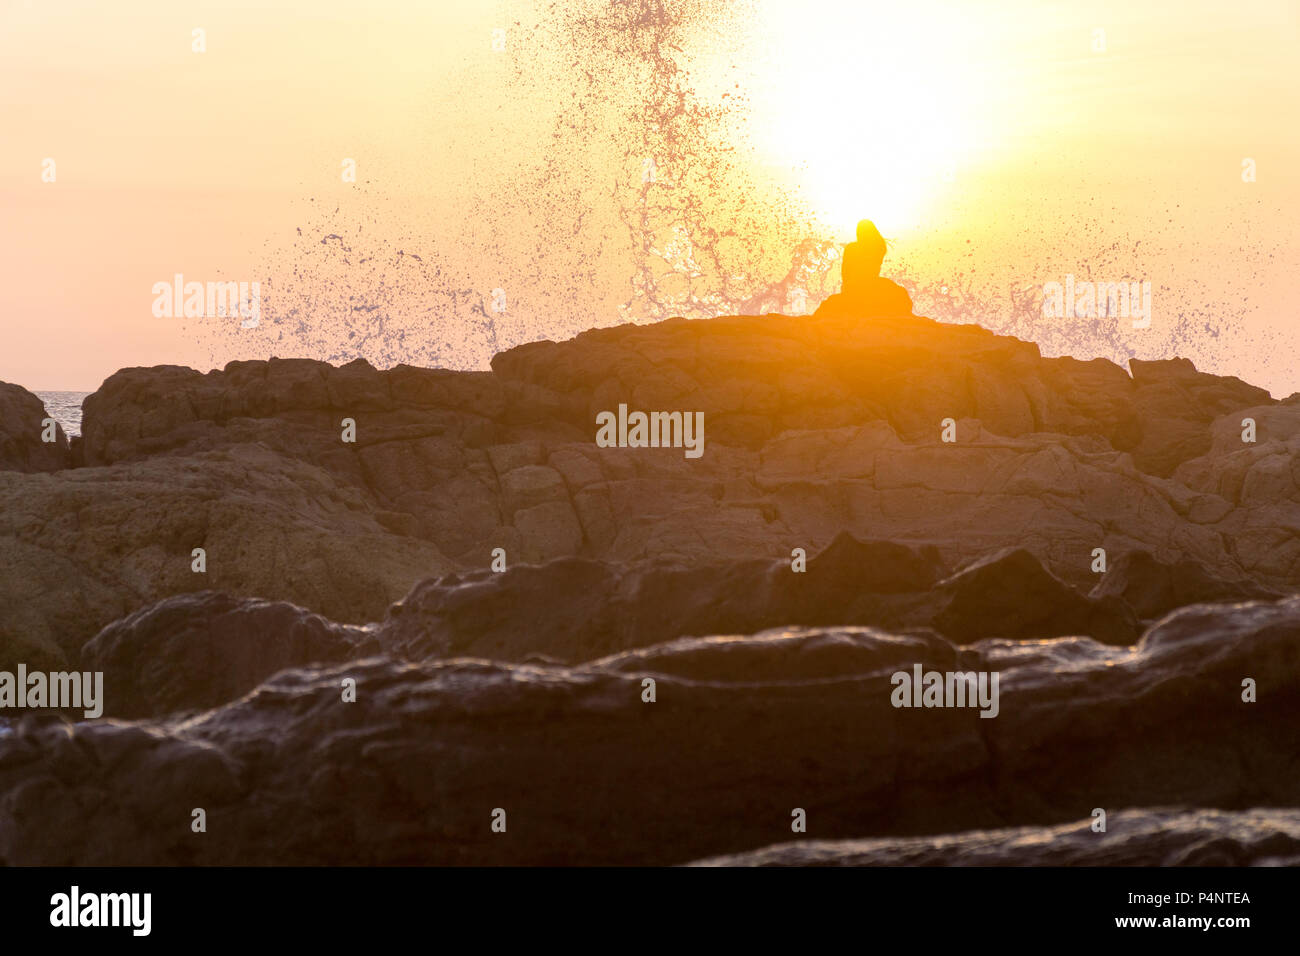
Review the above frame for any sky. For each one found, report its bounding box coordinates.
[1,0,1297,395]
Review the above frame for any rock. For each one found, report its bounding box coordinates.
[384,559,624,662]
[1172,402,1300,584]
[686,808,1300,866]
[38,531,1119,698]
[0,382,69,473]
[0,447,455,670]
[81,591,380,719]
[934,548,1140,645]
[389,535,1134,664]
[1128,358,1272,477]
[3,310,1296,672]
[0,716,244,866]
[3,596,1297,865]
[1090,550,1284,620]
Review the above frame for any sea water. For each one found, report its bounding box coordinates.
[34,391,90,439]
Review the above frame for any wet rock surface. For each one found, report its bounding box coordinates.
[686,808,1300,866]
[2,597,1296,865]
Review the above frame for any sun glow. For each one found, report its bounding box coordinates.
[751,0,1000,237]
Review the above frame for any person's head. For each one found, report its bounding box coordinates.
[855,219,887,275]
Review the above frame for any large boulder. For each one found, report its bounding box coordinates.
[934,548,1139,645]
[0,382,69,473]
[1128,358,1273,477]
[1090,550,1284,620]
[81,591,380,719]
[0,446,454,670]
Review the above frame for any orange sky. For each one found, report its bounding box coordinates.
[1,0,1297,394]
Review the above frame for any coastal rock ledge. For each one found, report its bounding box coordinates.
[2,311,1297,669]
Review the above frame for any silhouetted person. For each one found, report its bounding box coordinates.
[841,219,887,298]
[816,219,914,318]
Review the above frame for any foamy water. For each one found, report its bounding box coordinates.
[35,391,90,439]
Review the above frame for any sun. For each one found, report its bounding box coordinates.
[749,0,995,237]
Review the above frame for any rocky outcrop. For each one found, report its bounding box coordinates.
[3,596,1296,866]
[0,382,69,473]
[489,314,1270,472]
[2,310,1296,668]
[81,591,379,719]
[1090,550,1284,620]
[32,532,1135,718]
[687,808,1300,866]
[1171,402,1300,583]
[1129,358,1272,477]
[383,537,1138,663]
[383,534,944,662]
[932,547,1137,644]
[4,303,1298,868]
[0,447,454,669]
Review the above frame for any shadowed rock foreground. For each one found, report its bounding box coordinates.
[3,596,1298,865]
[1,310,1297,865]
[688,808,1300,867]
